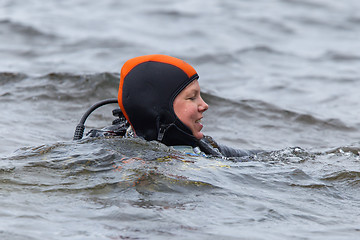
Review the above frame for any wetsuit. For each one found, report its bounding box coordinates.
[87,124,259,158]
[199,135,260,158]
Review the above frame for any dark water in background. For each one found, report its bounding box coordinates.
[1,0,360,239]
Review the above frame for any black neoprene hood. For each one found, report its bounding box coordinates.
[118,54,200,146]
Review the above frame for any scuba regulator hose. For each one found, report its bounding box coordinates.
[73,98,119,140]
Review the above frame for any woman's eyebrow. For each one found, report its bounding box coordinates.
[187,89,198,96]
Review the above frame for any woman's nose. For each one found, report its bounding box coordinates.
[199,97,209,112]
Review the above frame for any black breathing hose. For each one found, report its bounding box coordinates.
[73,98,119,140]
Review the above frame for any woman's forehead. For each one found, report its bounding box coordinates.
[183,80,200,91]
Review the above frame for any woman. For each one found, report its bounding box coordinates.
[117,54,259,158]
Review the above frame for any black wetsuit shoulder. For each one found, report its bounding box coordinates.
[198,135,261,158]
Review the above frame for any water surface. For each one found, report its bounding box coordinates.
[1,0,360,239]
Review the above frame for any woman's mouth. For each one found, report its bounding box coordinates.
[195,118,203,130]
[195,118,202,124]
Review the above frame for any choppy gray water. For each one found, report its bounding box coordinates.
[1,0,360,239]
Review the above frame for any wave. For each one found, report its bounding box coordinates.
[145,9,198,18]
[321,170,360,183]
[279,0,331,9]
[190,53,238,65]
[3,138,221,193]
[61,38,136,50]
[243,17,295,35]
[317,51,360,62]
[0,71,120,102]
[0,19,58,40]
[186,45,302,67]
[4,136,358,195]
[202,92,354,131]
[0,72,27,85]
[326,145,360,156]
[235,45,302,58]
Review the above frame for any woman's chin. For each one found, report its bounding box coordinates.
[193,131,204,140]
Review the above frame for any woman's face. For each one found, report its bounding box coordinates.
[173,80,209,139]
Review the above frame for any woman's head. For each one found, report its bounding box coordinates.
[118,54,208,146]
